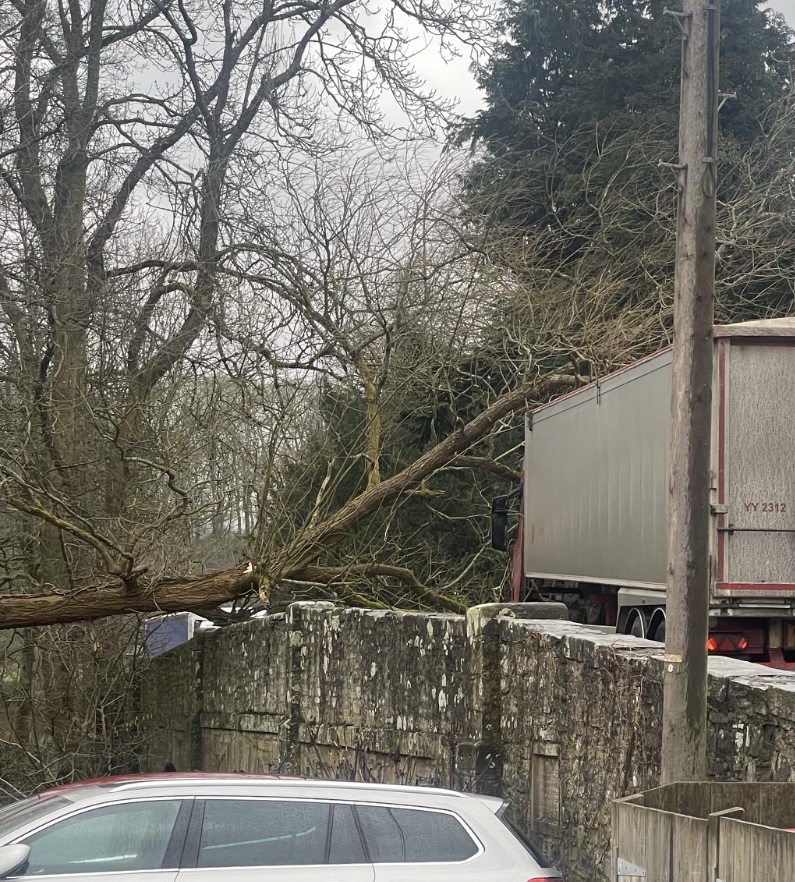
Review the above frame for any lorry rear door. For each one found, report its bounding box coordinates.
[717,338,795,595]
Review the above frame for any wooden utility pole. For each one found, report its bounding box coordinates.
[660,0,720,785]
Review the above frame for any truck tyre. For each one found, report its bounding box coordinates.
[627,609,646,639]
[649,611,666,643]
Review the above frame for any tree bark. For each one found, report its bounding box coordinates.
[0,566,257,630]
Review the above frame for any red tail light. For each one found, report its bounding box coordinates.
[527,878,565,882]
[707,632,758,653]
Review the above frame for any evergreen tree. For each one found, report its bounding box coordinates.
[456,0,795,356]
[459,0,792,238]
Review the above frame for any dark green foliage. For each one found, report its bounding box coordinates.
[454,0,795,362]
[271,345,523,610]
[466,0,792,153]
[460,0,794,232]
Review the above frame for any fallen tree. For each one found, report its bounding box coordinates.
[0,374,575,630]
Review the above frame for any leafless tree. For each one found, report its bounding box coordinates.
[0,0,518,791]
[0,0,505,621]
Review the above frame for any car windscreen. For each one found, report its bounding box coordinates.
[0,796,70,839]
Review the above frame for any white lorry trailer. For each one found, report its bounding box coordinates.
[492,317,795,663]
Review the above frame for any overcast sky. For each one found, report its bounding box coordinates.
[413,0,795,120]
[770,0,795,22]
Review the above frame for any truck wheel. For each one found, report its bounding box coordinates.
[649,613,666,643]
[627,609,646,639]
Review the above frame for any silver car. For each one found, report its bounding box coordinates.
[0,774,563,882]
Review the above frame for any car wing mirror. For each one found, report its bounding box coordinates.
[491,495,510,551]
[0,845,30,879]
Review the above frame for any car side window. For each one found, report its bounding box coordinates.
[198,800,330,867]
[19,800,182,876]
[355,806,479,863]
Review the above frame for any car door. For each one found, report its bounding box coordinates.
[9,798,188,882]
[176,798,374,882]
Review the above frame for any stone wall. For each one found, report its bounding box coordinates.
[139,603,795,882]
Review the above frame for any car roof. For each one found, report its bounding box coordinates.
[42,773,506,814]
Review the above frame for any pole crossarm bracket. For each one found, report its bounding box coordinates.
[664,7,693,38]
[659,159,688,185]
[718,91,737,111]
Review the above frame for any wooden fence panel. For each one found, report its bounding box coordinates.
[670,812,708,882]
[717,817,795,881]
[613,784,795,882]
[754,783,795,828]
[613,799,674,882]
